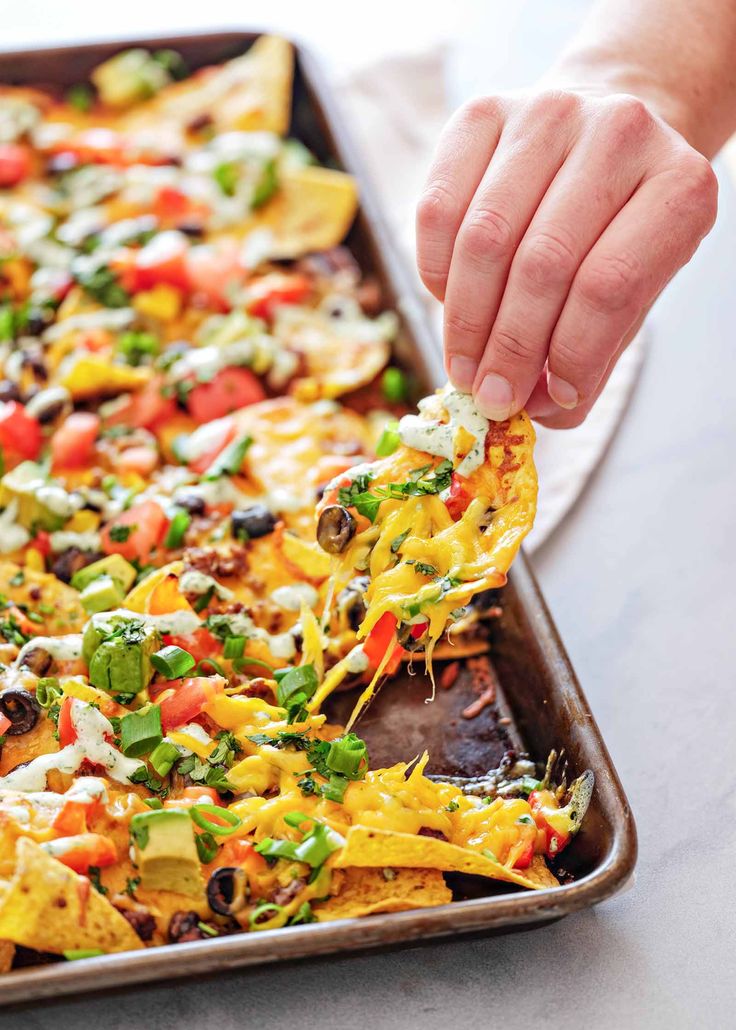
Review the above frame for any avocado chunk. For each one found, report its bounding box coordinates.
[72,554,137,593]
[83,612,160,695]
[91,49,170,108]
[130,809,203,896]
[0,461,78,532]
[79,575,125,615]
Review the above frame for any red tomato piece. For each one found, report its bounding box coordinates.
[186,417,237,474]
[444,473,472,521]
[162,628,220,664]
[30,530,51,557]
[185,242,244,309]
[117,446,159,475]
[0,143,31,187]
[51,833,117,873]
[101,500,167,561]
[153,186,209,227]
[187,367,266,424]
[119,231,190,293]
[58,697,77,747]
[51,412,100,469]
[245,273,311,322]
[158,676,225,733]
[53,799,90,836]
[363,612,399,668]
[0,713,11,736]
[104,378,177,431]
[0,402,42,461]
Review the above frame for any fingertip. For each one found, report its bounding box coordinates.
[474,372,515,421]
[547,372,579,409]
[447,355,477,393]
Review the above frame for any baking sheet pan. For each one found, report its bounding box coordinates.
[0,30,637,1006]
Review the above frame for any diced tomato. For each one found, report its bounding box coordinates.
[30,530,51,557]
[210,837,267,873]
[529,789,572,858]
[363,611,401,672]
[0,402,42,461]
[445,473,472,521]
[158,676,225,733]
[51,412,100,470]
[50,833,117,873]
[0,143,32,187]
[245,273,311,322]
[101,500,167,561]
[104,378,177,431]
[187,367,266,424]
[115,231,190,293]
[186,416,237,474]
[165,785,221,810]
[153,186,210,227]
[58,697,77,747]
[185,242,244,309]
[512,838,536,870]
[117,445,159,475]
[162,628,219,664]
[53,799,90,836]
[0,713,11,736]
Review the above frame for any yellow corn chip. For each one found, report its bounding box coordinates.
[315,866,451,921]
[0,838,143,955]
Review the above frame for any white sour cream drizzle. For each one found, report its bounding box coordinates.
[0,701,143,792]
[398,387,490,477]
[179,569,234,601]
[270,583,319,612]
[15,634,83,666]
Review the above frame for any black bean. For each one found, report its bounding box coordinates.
[119,908,156,941]
[174,492,206,516]
[337,575,369,631]
[316,505,356,554]
[176,223,205,238]
[168,910,206,943]
[231,505,277,541]
[0,689,41,735]
[51,548,103,584]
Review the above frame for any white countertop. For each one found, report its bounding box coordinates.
[3,4,734,1027]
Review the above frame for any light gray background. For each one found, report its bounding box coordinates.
[1,3,734,1027]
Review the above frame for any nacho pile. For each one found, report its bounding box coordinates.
[0,37,589,968]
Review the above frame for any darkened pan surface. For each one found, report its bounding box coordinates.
[0,30,637,1007]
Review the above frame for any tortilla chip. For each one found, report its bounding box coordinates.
[121,35,294,137]
[335,826,544,890]
[0,838,143,955]
[242,165,359,259]
[523,855,559,889]
[0,939,14,973]
[0,561,86,635]
[314,866,451,921]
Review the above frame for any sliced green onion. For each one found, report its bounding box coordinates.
[283,811,311,829]
[275,664,318,709]
[197,921,219,937]
[66,83,94,112]
[223,635,245,660]
[164,509,191,549]
[381,366,408,403]
[232,655,275,675]
[195,831,218,863]
[201,434,253,481]
[119,706,163,758]
[376,420,400,457]
[63,949,105,961]
[190,803,242,837]
[151,645,195,679]
[143,797,163,810]
[149,739,180,778]
[251,157,278,209]
[249,902,284,929]
[327,733,368,779]
[193,586,215,613]
[195,656,227,677]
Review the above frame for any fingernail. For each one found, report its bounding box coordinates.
[475,373,514,420]
[447,356,476,393]
[547,373,579,410]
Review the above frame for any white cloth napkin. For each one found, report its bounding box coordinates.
[338,48,647,551]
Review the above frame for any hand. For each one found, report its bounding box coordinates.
[416,90,718,427]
